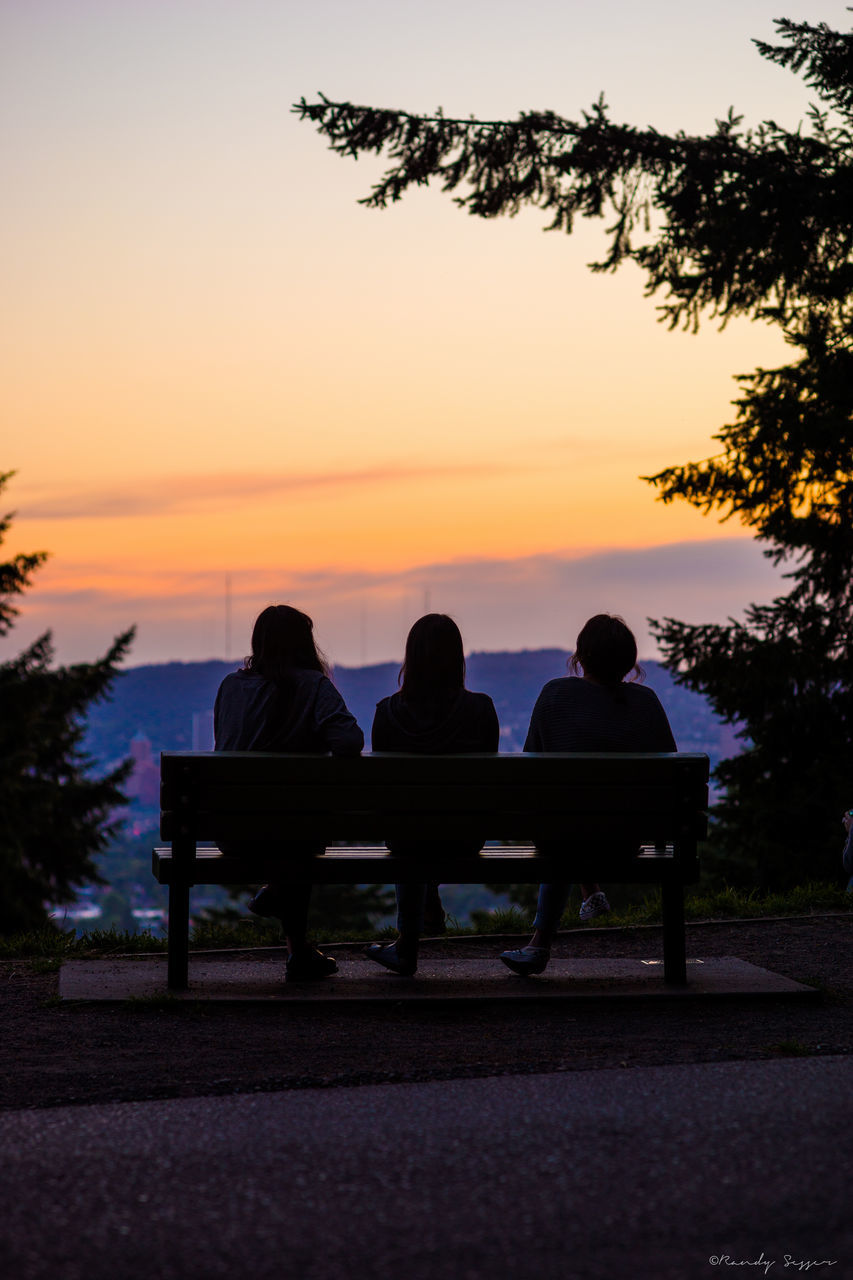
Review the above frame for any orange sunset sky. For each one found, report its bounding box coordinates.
[2,0,834,668]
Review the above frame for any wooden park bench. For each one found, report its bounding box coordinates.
[153,750,709,990]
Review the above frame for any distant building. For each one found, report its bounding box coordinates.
[125,732,160,808]
[192,709,215,751]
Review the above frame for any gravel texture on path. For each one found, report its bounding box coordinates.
[2,915,850,1111]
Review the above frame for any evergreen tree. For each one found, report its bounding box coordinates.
[295,18,853,887]
[0,472,135,931]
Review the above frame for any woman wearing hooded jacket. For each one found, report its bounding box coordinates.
[366,613,500,975]
[214,604,363,981]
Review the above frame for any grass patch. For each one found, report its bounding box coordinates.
[0,926,81,961]
[0,882,849,959]
[80,927,165,954]
[189,917,281,950]
[470,905,533,934]
[469,881,853,932]
[684,881,853,923]
[0,924,165,962]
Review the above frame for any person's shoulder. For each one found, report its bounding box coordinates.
[538,676,577,699]
[464,689,496,711]
[217,668,252,694]
[625,681,664,704]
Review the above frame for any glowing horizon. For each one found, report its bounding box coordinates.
[2,0,830,667]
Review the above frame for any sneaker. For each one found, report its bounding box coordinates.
[498,945,550,976]
[579,891,611,922]
[364,941,417,977]
[285,946,338,982]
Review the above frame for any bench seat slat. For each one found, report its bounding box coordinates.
[152,843,699,887]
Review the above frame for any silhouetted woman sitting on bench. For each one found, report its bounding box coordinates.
[366,613,500,976]
[500,613,676,977]
[214,604,363,982]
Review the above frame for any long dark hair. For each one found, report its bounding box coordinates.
[399,613,466,704]
[569,614,643,686]
[244,605,329,686]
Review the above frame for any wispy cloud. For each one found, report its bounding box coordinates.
[16,462,516,520]
[6,537,785,668]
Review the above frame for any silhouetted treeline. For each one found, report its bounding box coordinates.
[83,650,736,772]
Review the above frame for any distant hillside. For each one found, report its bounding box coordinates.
[84,650,740,776]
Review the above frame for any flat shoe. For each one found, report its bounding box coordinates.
[364,942,417,977]
[499,945,550,977]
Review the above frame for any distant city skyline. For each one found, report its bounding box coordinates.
[2,1,830,667]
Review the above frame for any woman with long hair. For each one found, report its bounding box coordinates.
[366,613,500,976]
[214,604,363,981]
[500,613,677,977]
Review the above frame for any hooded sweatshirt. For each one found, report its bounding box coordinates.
[371,688,499,755]
[214,668,363,756]
[213,667,363,858]
[370,688,499,858]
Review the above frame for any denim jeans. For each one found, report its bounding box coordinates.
[532,882,573,938]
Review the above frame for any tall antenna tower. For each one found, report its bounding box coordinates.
[225,574,232,662]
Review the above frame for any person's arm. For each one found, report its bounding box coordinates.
[213,685,223,750]
[657,710,677,753]
[370,701,393,753]
[523,692,545,752]
[645,688,677,751]
[314,678,364,756]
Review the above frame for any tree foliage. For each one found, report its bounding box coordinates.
[0,470,46,641]
[295,18,853,887]
[0,473,135,932]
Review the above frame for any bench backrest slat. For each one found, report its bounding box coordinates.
[161,750,706,789]
[160,751,709,847]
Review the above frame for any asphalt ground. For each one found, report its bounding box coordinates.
[2,1058,849,1280]
[2,916,850,1113]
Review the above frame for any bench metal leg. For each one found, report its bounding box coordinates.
[167,882,190,990]
[661,882,687,985]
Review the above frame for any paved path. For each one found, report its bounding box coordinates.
[2,1058,850,1280]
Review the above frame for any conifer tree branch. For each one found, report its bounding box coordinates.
[296,17,853,887]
